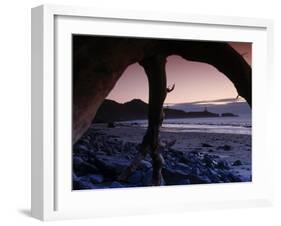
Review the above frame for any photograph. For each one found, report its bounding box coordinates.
[72,35,252,190]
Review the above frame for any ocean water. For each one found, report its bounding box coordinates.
[124,115,251,135]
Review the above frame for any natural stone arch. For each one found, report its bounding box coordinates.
[73,36,251,185]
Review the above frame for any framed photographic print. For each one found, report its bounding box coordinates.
[31,4,274,221]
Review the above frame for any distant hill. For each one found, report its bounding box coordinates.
[93,99,147,122]
[93,99,220,123]
[170,98,251,116]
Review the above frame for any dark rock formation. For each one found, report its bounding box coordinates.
[221,112,238,117]
[201,143,213,148]
[107,122,116,128]
[93,99,220,123]
[217,145,232,151]
[73,36,251,143]
[232,160,242,166]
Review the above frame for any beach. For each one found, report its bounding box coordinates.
[72,122,251,189]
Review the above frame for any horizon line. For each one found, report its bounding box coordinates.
[105,97,247,105]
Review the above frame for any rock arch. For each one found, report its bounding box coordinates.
[73,36,251,185]
[73,37,251,142]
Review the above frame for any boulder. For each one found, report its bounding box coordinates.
[110,181,125,188]
[203,155,216,168]
[127,171,143,184]
[216,160,230,170]
[162,167,189,185]
[232,160,242,166]
[94,155,130,176]
[187,174,212,184]
[174,162,192,173]
[139,160,152,171]
[72,175,96,190]
[142,168,153,186]
[89,174,104,184]
[107,122,116,128]
[201,143,213,147]
[73,156,100,176]
[73,156,83,168]
[217,145,232,151]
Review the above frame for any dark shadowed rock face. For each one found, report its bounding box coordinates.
[232,160,242,166]
[72,36,251,143]
[72,127,244,190]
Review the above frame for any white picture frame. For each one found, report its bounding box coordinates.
[31,4,274,221]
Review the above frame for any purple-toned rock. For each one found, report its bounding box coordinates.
[94,155,130,176]
[217,145,232,151]
[162,167,189,185]
[232,160,242,166]
[139,160,152,171]
[72,175,96,190]
[109,181,125,188]
[127,171,143,184]
[216,160,230,170]
[89,174,104,184]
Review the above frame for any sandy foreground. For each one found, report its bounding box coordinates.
[87,123,251,181]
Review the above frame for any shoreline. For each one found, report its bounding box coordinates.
[99,115,252,135]
[91,123,252,137]
[72,123,252,189]
[90,123,252,158]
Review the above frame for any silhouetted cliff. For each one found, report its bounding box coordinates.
[93,99,220,123]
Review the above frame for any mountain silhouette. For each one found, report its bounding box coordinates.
[93,99,220,123]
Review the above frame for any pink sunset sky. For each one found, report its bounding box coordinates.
[107,42,252,104]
